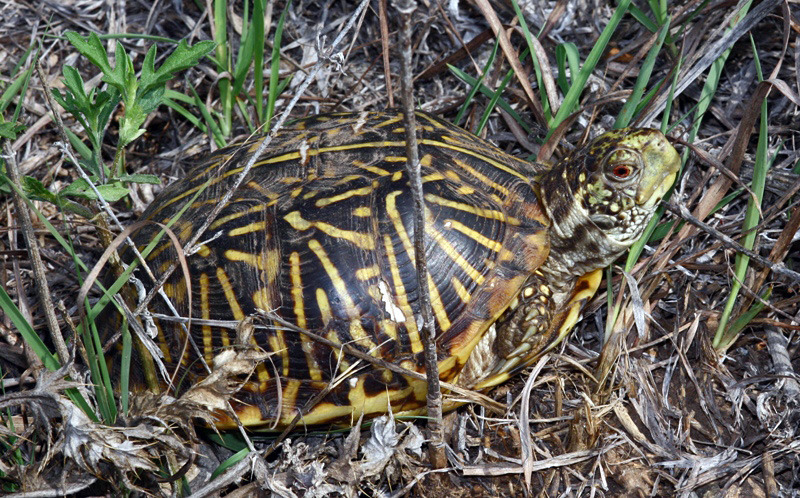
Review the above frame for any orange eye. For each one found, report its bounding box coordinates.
[611,164,633,179]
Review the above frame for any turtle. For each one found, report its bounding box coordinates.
[112,110,680,429]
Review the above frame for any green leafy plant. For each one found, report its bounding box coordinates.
[50,32,214,205]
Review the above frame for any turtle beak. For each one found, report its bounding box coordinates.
[636,132,681,208]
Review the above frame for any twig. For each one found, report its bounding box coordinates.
[2,140,69,367]
[255,312,504,413]
[764,326,800,400]
[519,355,551,492]
[665,202,800,284]
[378,0,393,107]
[394,0,447,470]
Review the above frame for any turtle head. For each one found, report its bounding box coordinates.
[540,128,680,271]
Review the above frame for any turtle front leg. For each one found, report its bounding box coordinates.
[462,269,603,391]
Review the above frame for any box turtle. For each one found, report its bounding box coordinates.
[114,111,680,429]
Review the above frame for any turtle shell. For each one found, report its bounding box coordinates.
[124,111,552,428]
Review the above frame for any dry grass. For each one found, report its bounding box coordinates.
[1,0,798,496]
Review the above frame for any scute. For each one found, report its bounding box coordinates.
[123,111,551,428]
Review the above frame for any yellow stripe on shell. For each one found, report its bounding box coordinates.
[267,327,290,378]
[199,272,213,364]
[427,224,485,285]
[355,265,381,281]
[386,189,454,334]
[374,115,404,128]
[449,158,510,196]
[450,276,472,304]
[215,268,244,321]
[380,318,398,342]
[224,249,266,271]
[428,138,529,181]
[150,132,533,219]
[210,204,268,230]
[308,239,358,316]
[333,174,364,186]
[315,288,348,368]
[228,221,266,237]
[289,252,306,329]
[351,160,390,176]
[315,287,333,325]
[348,320,378,351]
[457,185,475,195]
[280,379,301,421]
[427,273,451,332]
[315,185,374,207]
[215,267,240,348]
[382,233,422,353]
[150,142,399,213]
[424,193,519,224]
[284,211,375,250]
[444,219,504,252]
[422,172,445,182]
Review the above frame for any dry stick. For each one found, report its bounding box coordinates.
[665,203,800,284]
[257,312,504,411]
[394,0,447,470]
[473,0,545,124]
[764,326,800,400]
[2,141,69,367]
[378,0,393,107]
[762,450,778,498]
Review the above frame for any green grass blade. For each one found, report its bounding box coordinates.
[253,0,266,123]
[555,43,580,96]
[189,86,226,147]
[0,60,34,119]
[448,65,531,134]
[163,90,208,133]
[548,0,632,135]
[119,319,132,416]
[266,0,291,129]
[211,448,251,480]
[231,21,255,99]
[0,286,59,370]
[614,17,670,128]
[687,1,752,143]
[213,0,232,137]
[0,275,96,422]
[476,67,515,135]
[628,4,659,32]
[510,0,551,121]
[713,35,768,350]
[454,39,499,127]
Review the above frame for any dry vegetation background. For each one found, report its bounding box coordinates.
[0,0,799,496]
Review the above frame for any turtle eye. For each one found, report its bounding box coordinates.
[602,148,640,183]
[611,164,633,179]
